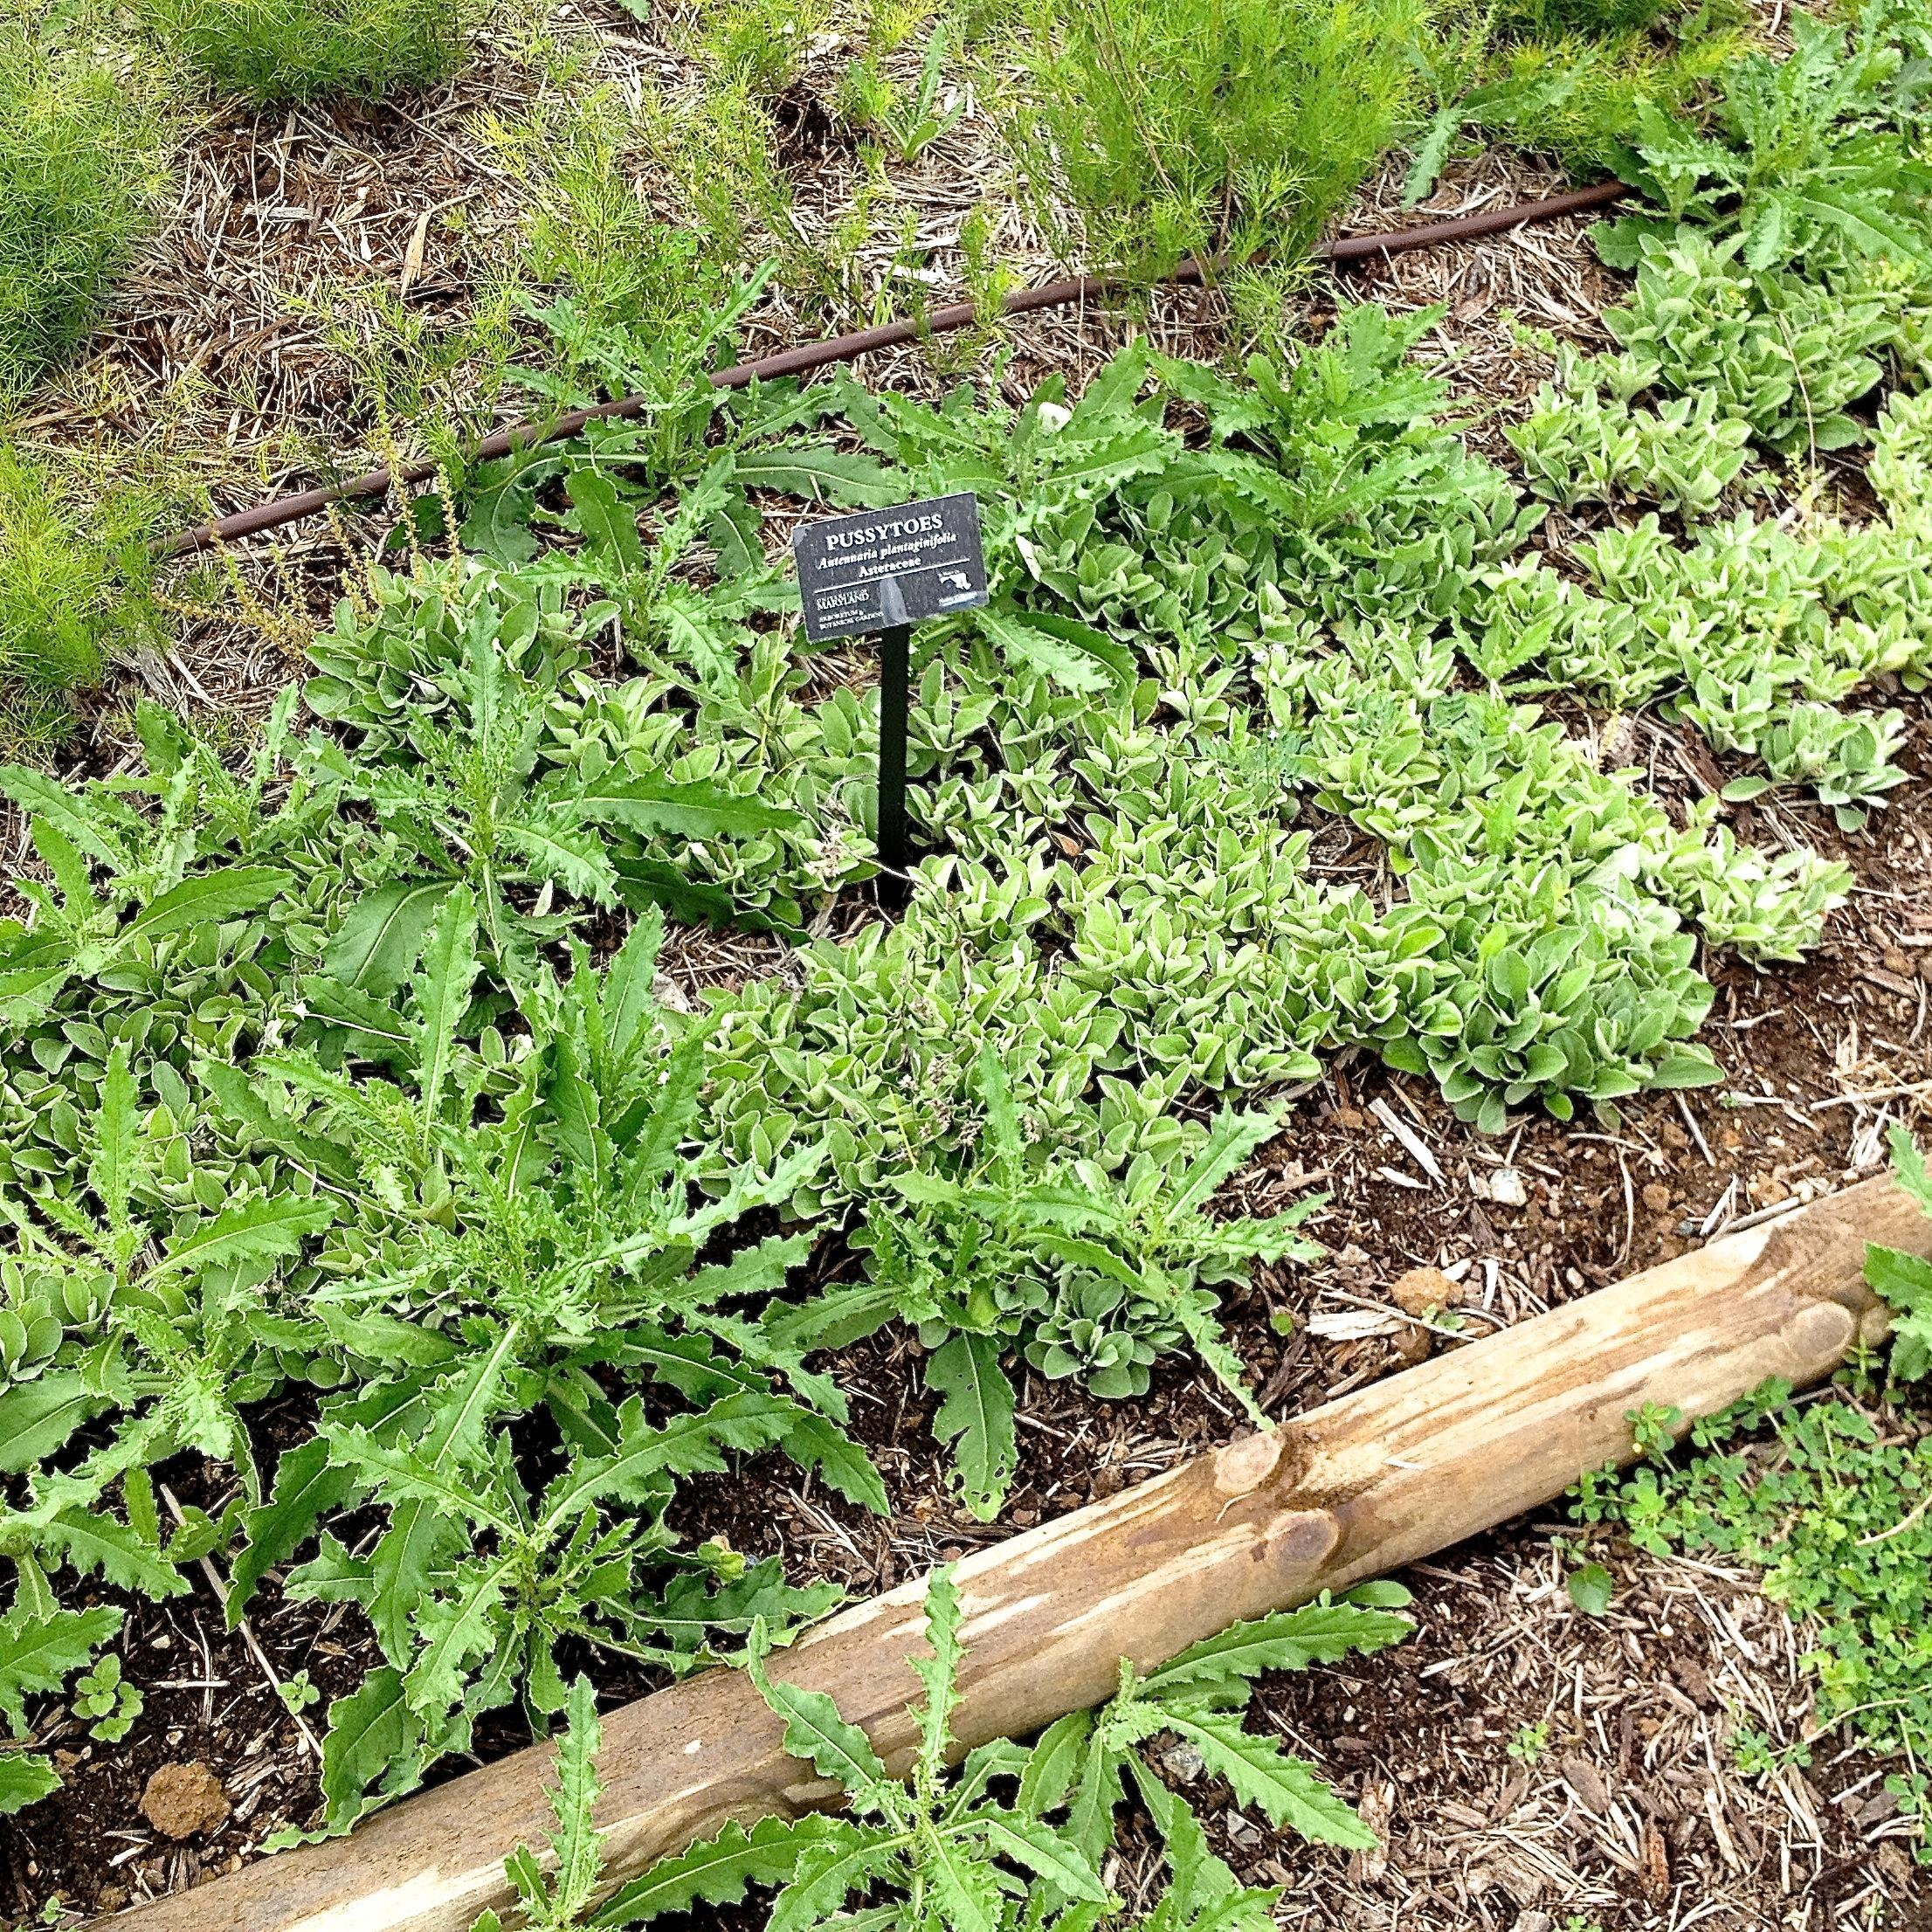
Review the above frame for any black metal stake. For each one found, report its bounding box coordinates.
[875,622,912,908]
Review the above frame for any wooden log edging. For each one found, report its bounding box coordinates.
[108,1173,1923,1932]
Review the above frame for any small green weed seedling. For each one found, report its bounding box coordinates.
[1508,1720,1549,1764]
[838,19,966,162]
[69,1650,141,1741]
[1571,1129,1932,1854]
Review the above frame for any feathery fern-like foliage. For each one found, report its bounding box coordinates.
[1013,0,1422,273]
[0,25,164,406]
[139,0,490,104]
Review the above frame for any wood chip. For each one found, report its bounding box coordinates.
[1370,1097,1446,1183]
[1561,1755,1611,1814]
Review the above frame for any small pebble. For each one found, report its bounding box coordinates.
[1224,1808,1264,1848]
[1486,1167,1528,1207]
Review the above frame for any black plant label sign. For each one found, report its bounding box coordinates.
[791,492,988,644]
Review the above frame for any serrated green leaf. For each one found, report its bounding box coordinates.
[926,1332,1016,1523]
[748,1651,891,1799]
[148,1194,335,1285]
[1887,1125,1932,1218]
[411,883,480,1142]
[913,1565,963,1792]
[323,880,455,997]
[123,866,289,945]
[1129,1756,1243,1915]
[0,1754,60,1814]
[1163,1708,1375,1847]
[543,1392,796,1522]
[229,1437,356,1625]
[36,1508,190,1601]
[976,1811,1108,1901]
[733,446,898,507]
[777,1410,888,1515]
[766,1827,894,1932]
[1146,1604,1412,1697]
[923,1828,1003,1932]
[0,1595,121,1734]
[319,1666,424,1832]
[591,1814,840,1927]
[90,1041,138,1236]
[1018,1710,1094,1818]
[0,1377,107,1477]
[577,775,804,839]
[539,1676,605,1927]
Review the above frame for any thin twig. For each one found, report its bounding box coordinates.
[1676,1092,1716,1167]
[1813,1078,1932,1109]
[158,1484,321,1763]
[1856,1489,1932,1548]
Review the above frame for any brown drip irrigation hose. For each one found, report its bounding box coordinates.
[155,177,1629,560]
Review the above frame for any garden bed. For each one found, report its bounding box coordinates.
[4,3,1932,1929]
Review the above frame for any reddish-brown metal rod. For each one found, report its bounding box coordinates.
[155,179,1629,560]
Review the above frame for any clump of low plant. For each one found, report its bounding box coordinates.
[844,1049,1321,1520]
[1404,0,1742,202]
[699,0,830,97]
[514,89,743,334]
[1570,1127,1932,1853]
[0,26,166,407]
[139,0,491,105]
[0,444,159,749]
[1013,0,1422,273]
[1597,5,1932,273]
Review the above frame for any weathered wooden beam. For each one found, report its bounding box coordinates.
[107,1173,1922,1932]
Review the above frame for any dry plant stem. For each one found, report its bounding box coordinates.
[153,181,1630,560]
[106,1169,1918,1932]
[156,1484,322,1764]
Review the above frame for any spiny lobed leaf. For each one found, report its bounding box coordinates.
[590,1815,844,1927]
[1145,1600,1416,1698]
